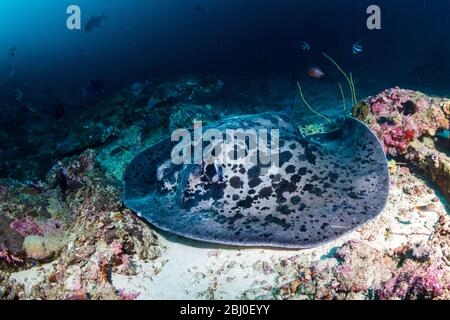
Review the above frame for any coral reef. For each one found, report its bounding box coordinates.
[352,87,449,156]
[1,150,161,299]
[1,79,449,300]
[352,87,450,201]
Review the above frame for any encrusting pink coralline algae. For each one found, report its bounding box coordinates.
[352,87,449,156]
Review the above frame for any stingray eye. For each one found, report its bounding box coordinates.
[191,164,203,177]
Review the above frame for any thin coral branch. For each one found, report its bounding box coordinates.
[349,72,357,105]
[297,81,331,123]
[338,82,346,114]
[322,53,356,106]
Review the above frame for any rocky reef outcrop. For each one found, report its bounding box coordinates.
[352,87,450,201]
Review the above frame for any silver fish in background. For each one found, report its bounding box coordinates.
[299,41,311,50]
[352,41,363,54]
[9,46,17,57]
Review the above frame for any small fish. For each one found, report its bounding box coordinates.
[352,41,363,55]
[307,66,325,79]
[85,13,107,33]
[299,41,311,51]
[9,46,16,57]
[15,89,23,102]
[415,204,436,212]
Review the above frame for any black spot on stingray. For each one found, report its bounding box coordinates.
[249,189,256,195]
[205,164,217,180]
[235,196,254,209]
[329,172,339,184]
[248,165,262,188]
[264,214,291,231]
[270,174,282,183]
[276,196,287,204]
[274,179,297,194]
[214,215,228,224]
[291,174,302,183]
[259,186,273,199]
[291,196,301,205]
[285,165,296,174]
[277,205,294,216]
[303,184,325,196]
[298,167,307,176]
[348,192,364,200]
[203,181,227,201]
[322,182,332,189]
[229,176,244,189]
[229,213,244,225]
[305,148,317,165]
[300,225,307,232]
[320,222,329,230]
[239,167,246,174]
[232,194,240,201]
[279,151,293,167]
[289,143,296,150]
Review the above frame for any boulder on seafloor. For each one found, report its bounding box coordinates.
[352,87,450,201]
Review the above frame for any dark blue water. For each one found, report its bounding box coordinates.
[1,0,449,103]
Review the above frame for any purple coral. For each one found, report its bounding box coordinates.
[377,262,448,299]
[117,288,140,300]
[371,102,385,114]
[356,87,449,156]
[10,218,44,237]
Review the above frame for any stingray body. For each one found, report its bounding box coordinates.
[123,112,389,248]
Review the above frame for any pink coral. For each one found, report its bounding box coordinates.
[356,87,449,156]
[111,240,123,256]
[377,262,448,299]
[0,245,24,264]
[371,102,385,114]
[117,288,140,300]
[10,218,44,237]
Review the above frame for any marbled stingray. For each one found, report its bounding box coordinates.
[123,112,389,248]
